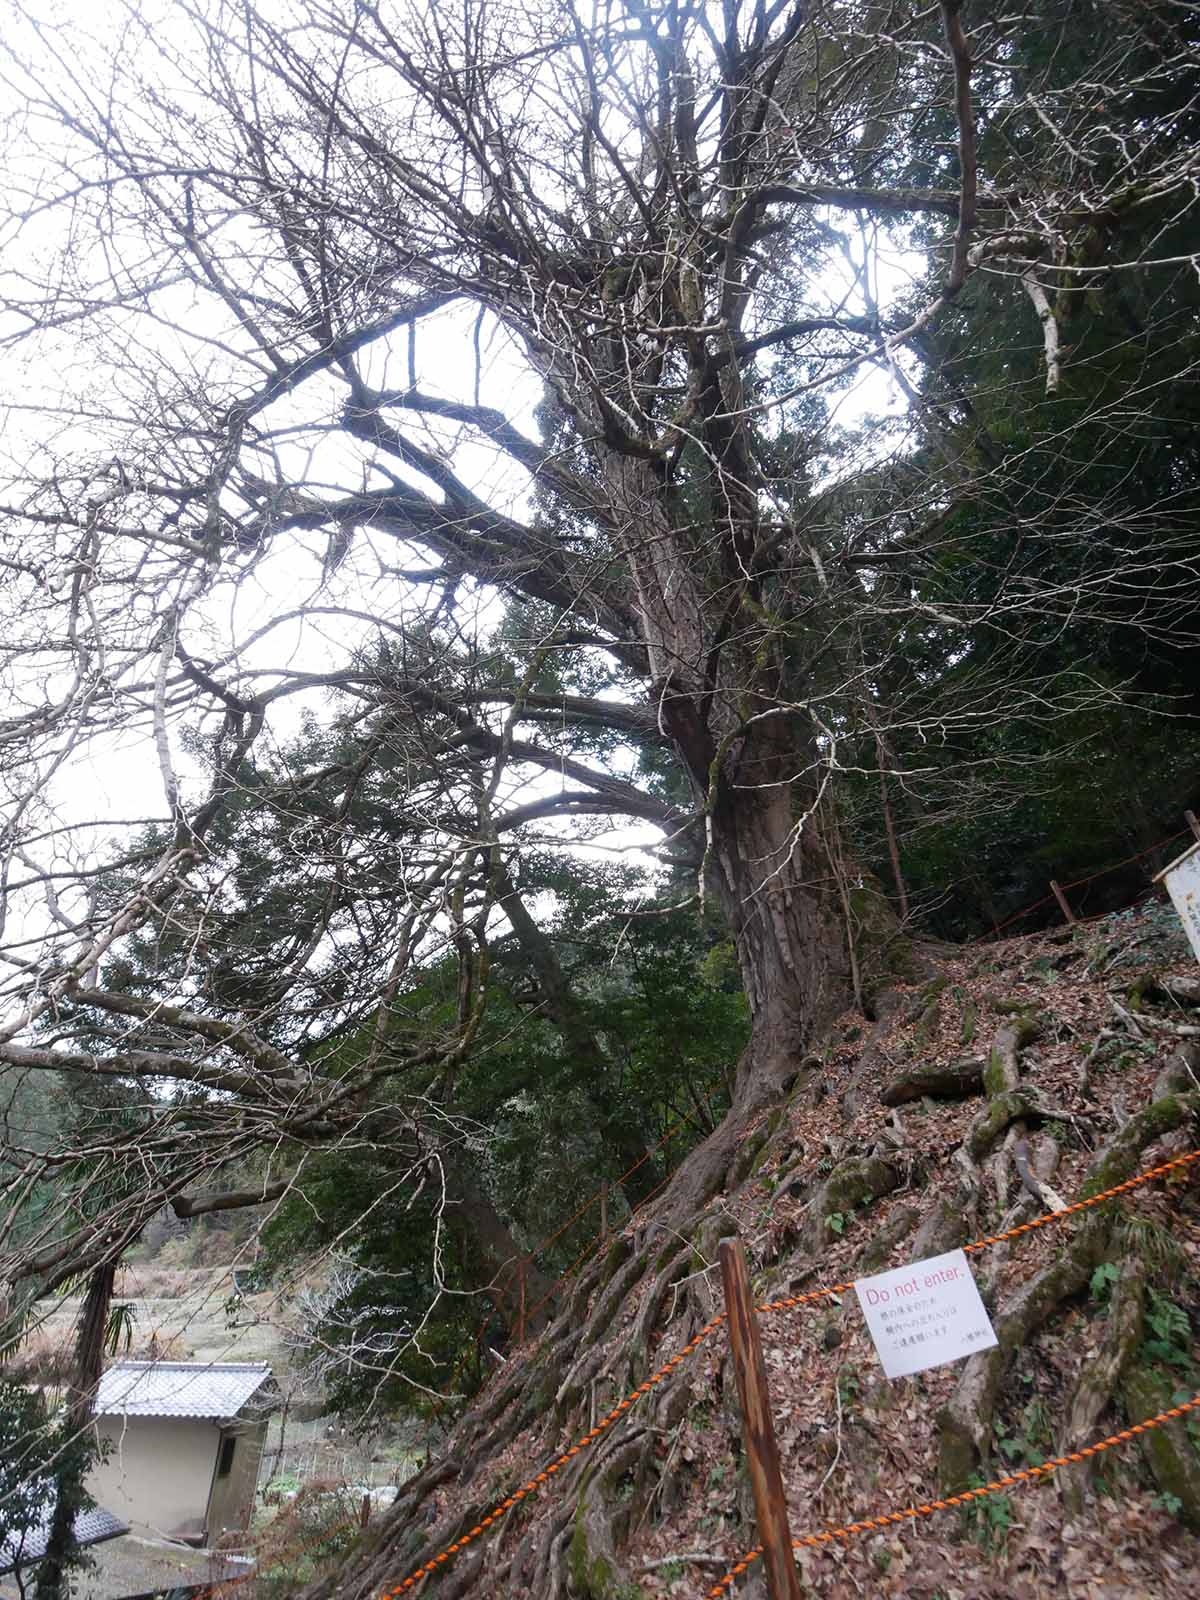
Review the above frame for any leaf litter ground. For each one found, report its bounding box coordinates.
[421,900,1200,1599]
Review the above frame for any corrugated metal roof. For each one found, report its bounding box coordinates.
[0,1498,128,1574]
[94,1361,274,1419]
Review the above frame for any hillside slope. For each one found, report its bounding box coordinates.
[307,901,1200,1600]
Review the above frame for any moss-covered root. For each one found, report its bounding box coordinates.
[854,1204,919,1275]
[1130,972,1200,1011]
[879,1057,983,1107]
[614,1244,691,1390]
[983,1016,1039,1097]
[966,1090,1036,1162]
[1058,1257,1145,1515]
[937,1211,1108,1492]
[569,1435,647,1598]
[910,1192,971,1259]
[802,1155,901,1252]
[1078,1089,1200,1200]
[1123,1368,1200,1533]
[961,1017,1041,1161]
[939,1088,1200,1491]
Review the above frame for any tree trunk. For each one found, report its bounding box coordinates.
[717,796,849,1114]
[648,720,862,1229]
[35,1261,115,1600]
[440,1159,558,1338]
[711,720,855,1114]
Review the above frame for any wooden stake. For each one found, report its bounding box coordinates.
[360,1491,372,1529]
[1186,810,1200,843]
[599,1180,608,1242]
[516,1257,527,1346]
[718,1238,802,1600]
[1050,878,1076,925]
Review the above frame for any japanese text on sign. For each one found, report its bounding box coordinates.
[855,1248,997,1379]
[1157,840,1200,964]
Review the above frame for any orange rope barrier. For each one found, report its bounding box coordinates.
[984,891,1054,938]
[704,1392,1200,1597]
[419,1133,689,1446]
[429,1131,682,1419]
[377,1147,1200,1597]
[525,1125,677,1263]
[379,1315,728,1596]
[521,1135,680,1333]
[1059,826,1191,892]
[426,1312,495,1426]
[753,1148,1200,1320]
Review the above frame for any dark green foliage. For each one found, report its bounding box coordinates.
[834,3,1200,938]
[261,1151,489,1414]
[258,856,745,1421]
[0,1380,100,1598]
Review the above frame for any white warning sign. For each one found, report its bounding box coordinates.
[855,1248,998,1379]
[1156,839,1200,965]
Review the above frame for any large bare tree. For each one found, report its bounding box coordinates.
[1,0,1199,1583]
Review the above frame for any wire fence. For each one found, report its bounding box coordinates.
[511,1122,680,1326]
[380,1147,1200,1597]
[981,818,1197,941]
[425,1124,684,1426]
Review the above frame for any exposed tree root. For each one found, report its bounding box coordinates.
[1010,1134,1068,1212]
[960,1015,1041,1161]
[984,1017,1039,1095]
[1123,1369,1200,1532]
[978,1132,1061,1304]
[1155,1042,1200,1100]
[1130,973,1200,1010]
[567,1432,650,1597]
[910,1191,972,1259]
[1058,1256,1145,1515]
[855,1204,919,1274]
[880,1057,983,1106]
[801,1156,901,1253]
[938,1091,1200,1491]
[300,1019,1200,1600]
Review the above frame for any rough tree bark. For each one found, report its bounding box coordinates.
[34,1261,115,1600]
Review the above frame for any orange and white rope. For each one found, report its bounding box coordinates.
[379,1147,1200,1596]
[705,1392,1200,1596]
[379,1315,726,1596]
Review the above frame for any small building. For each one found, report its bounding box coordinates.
[0,1497,128,1587]
[89,1362,278,1547]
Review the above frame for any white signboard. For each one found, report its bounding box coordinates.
[1158,840,1200,964]
[855,1248,997,1379]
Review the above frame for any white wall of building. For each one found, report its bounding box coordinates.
[91,1416,219,1542]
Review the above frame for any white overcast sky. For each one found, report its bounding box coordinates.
[0,3,921,978]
